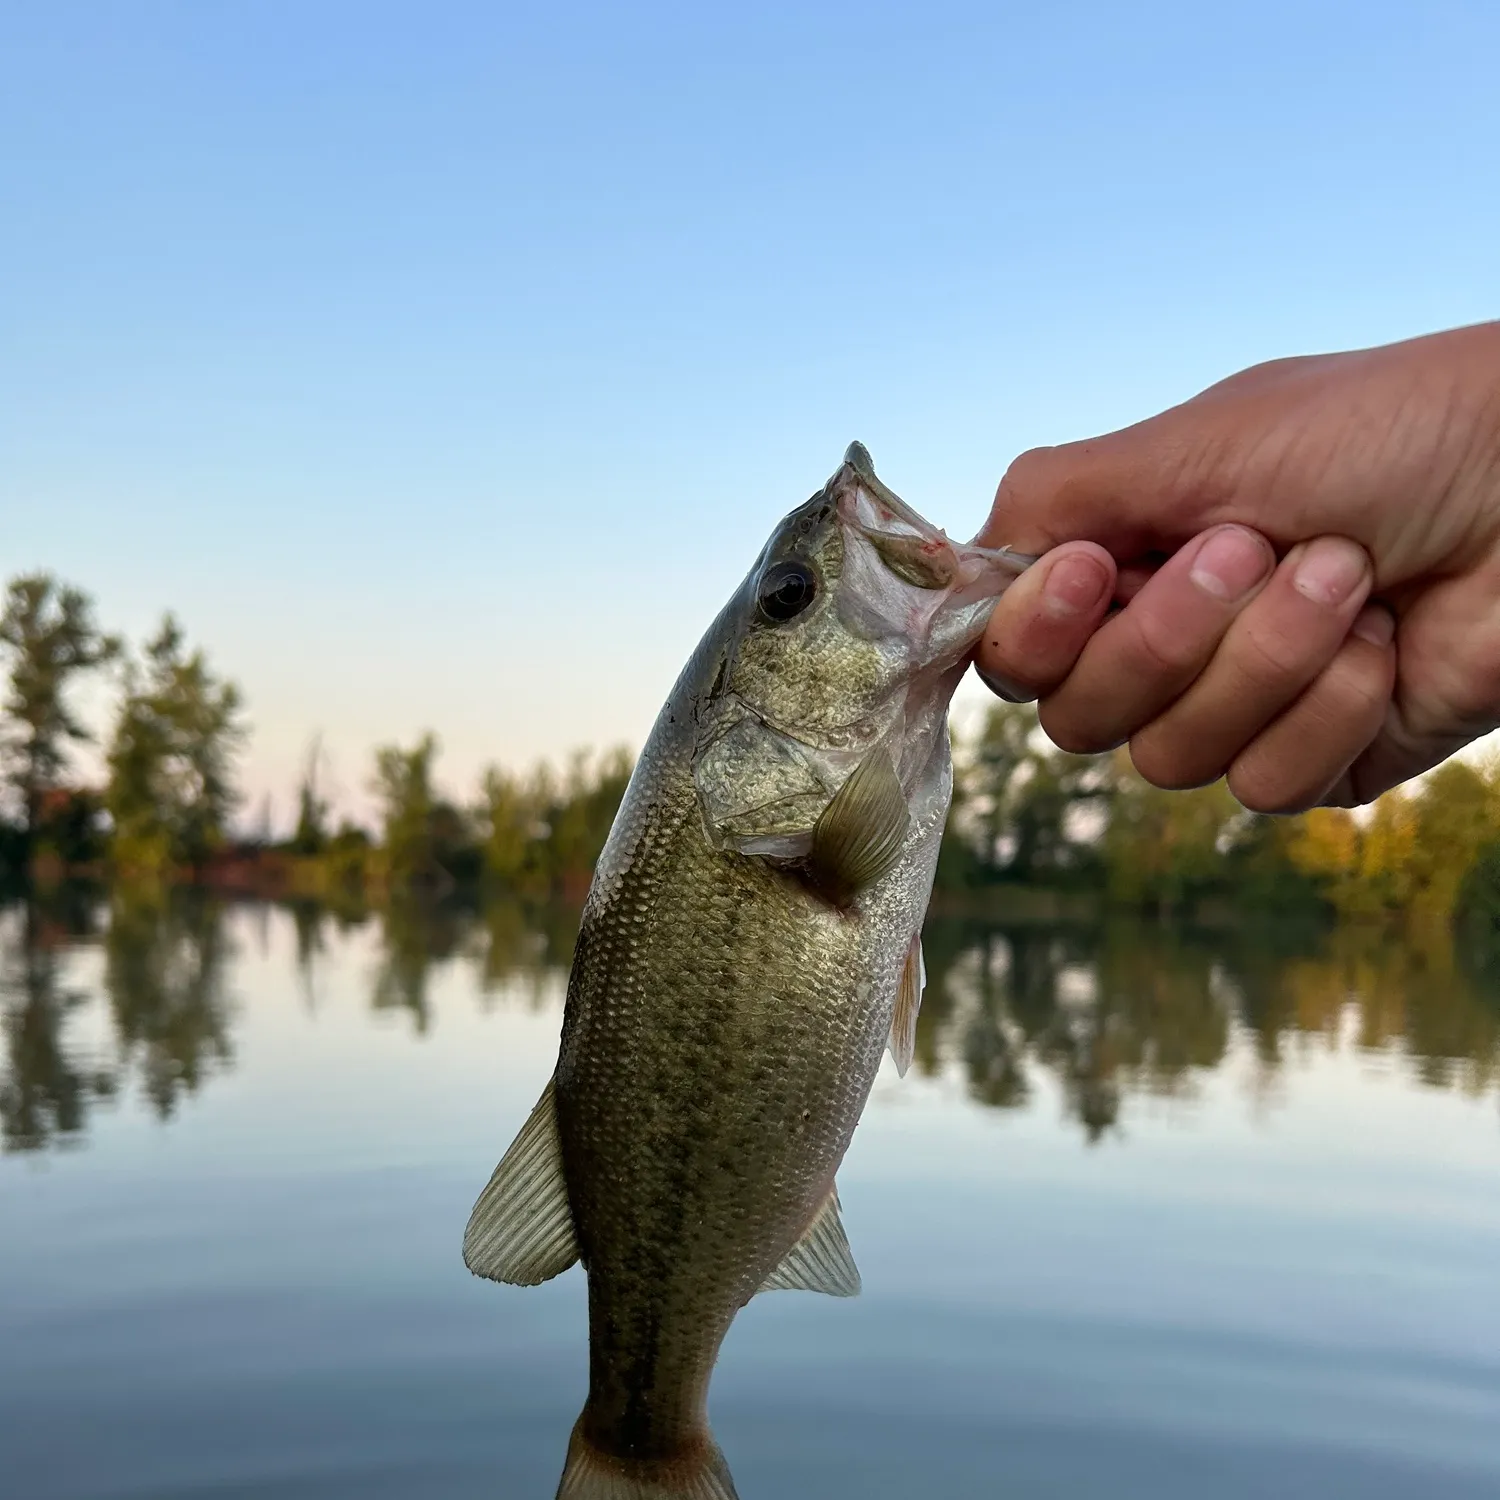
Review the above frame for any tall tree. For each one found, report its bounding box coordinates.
[950,703,1110,884]
[478,763,544,888]
[290,735,331,855]
[373,732,438,883]
[105,616,247,875]
[0,574,120,853]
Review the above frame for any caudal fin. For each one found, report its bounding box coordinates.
[556,1415,738,1500]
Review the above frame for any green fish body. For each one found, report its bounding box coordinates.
[465,446,1030,1499]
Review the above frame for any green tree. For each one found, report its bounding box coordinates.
[0,574,120,861]
[1101,757,1245,914]
[478,763,549,890]
[373,733,438,887]
[945,703,1110,887]
[477,746,631,898]
[546,747,632,895]
[1406,760,1500,928]
[371,733,477,890]
[105,616,247,875]
[289,736,331,856]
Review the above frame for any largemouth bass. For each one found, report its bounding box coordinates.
[465,444,1031,1499]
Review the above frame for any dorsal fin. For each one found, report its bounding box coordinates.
[463,1077,580,1286]
[757,1185,861,1298]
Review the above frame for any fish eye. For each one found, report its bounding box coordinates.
[756,560,818,623]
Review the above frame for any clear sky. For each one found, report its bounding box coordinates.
[3,3,1497,828]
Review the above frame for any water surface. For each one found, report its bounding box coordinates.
[3,897,1500,1498]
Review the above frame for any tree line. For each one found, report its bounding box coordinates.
[937,700,1500,934]
[7,569,1500,936]
[0,572,629,902]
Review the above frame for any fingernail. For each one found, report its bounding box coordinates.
[1351,603,1395,647]
[1042,553,1110,619]
[1189,525,1273,603]
[1294,537,1369,606]
[975,665,1037,703]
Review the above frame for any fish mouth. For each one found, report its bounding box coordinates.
[827,443,1035,671]
[832,442,1035,606]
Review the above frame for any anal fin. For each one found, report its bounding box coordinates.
[888,932,925,1078]
[758,1185,861,1298]
[463,1076,580,1286]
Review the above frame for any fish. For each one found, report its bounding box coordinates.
[463,443,1033,1499]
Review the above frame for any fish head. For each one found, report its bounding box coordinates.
[693,443,1033,860]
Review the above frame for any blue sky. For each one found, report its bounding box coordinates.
[3,3,1497,826]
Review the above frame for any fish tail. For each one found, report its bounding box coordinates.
[556,1412,739,1500]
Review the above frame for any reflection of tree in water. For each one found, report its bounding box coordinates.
[920,918,1293,1141]
[0,901,114,1152]
[476,898,579,1008]
[371,896,470,1033]
[921,910,1500,1136]
[105,891,235,1119]
[372,895,579,1029]
[1386,936,1500,1093]
[290,898,326,1010]
[15,887,1500,1155]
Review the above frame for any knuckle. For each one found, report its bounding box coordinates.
[1327,652,1393,722]
[1233,621,1309,688]
[1130,610,1208,677]
[996,445,1061,505]
[1228,760,1310,816]
[1440,634,1500,729]
[1129,732,1221,791]
[1038,702,1120,756]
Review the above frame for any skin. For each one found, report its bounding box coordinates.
[972,321,1500,812]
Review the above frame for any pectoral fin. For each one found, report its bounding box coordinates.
[463,1076,580,1286]
[888,932,925,1078]
[758,1185,861,1298]
[807,745,909,905]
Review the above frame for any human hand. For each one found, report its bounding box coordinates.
[974,321,1500,811]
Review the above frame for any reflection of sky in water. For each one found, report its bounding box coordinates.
[3,905,1500,1498]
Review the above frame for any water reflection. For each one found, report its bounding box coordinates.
[920,915,1500,1138]
[0,902,113,1152]
[5,892,1500,1153]
[104,891,236,1119]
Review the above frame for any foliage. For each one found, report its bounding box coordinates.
[369,733,482,892]
[478,746,632,899]
[105,616,247,876]
[944,703,1109,887]
[0,574,119,856]
[289,737,331,856]
[938,701,1500,932]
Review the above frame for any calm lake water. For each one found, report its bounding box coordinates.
[4,894,1500,1498]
